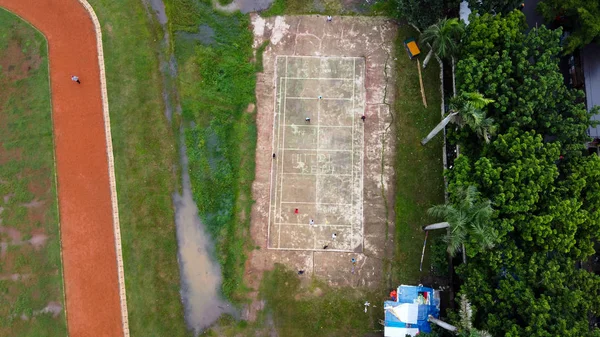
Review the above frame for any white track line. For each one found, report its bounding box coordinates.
[77,1,130,336]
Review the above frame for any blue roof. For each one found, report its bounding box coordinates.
[383,285,440,335]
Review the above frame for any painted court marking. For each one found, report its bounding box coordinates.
[268,55,365,252]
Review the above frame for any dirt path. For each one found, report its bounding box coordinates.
[0,1,127,336]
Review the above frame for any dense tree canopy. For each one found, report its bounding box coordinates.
[394,0,445,29]
[538,0,600,54]
[447,10,600,336]
[466,0,522,14]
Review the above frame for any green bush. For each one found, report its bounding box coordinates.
[429,237,449,277]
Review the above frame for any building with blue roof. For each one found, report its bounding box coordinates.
[383,285,441,337]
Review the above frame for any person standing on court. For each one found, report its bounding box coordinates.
[71,75,80,84]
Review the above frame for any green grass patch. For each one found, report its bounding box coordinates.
[218,0,235,5]
[85,1,188,335]
[259,264,381,337]
[260,0,379,16]
[168,0,257,302]
[260,0,315,16]
[204,264,384,336]
[392,25,445,284]
[0,8,65,336]
[255,40,269,73]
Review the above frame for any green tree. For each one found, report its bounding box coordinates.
[538,0,600,54]
[394,0,445,30]
[425,185,497,258]
[447,10,600,336]
[421,92,495,145]
[421,18,465,68]
[467,0,523,14]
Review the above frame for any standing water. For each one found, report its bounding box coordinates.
[174,139,235,333]
[144,0,235,334]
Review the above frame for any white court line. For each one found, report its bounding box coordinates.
[286,97,352,101]
[282,173,352,177]
[283,124,352,128]
[276,223,352,227]
[267,68,280,251]
[285,55,364,60]
[280,201,352,206]
[269,56,366,251]
[283,148,351,152]
[271,76,283,249]
[270,247,355,252]
[282,77,354,80]
[351,58,355,249]
[360,61,366,253]
[277,57,289,248]
[314,95,322,249]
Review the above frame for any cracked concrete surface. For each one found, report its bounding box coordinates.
[244,15,397,321]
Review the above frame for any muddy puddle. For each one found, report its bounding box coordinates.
[144,0,235,333]
[174,139,235,334]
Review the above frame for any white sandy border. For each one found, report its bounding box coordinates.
[76,1,130,336]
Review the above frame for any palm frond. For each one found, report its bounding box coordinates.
[420,17,465,60]
[427,204,451,218]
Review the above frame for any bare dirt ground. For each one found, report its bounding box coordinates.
[244,15,397,320]
[0,1,125,336]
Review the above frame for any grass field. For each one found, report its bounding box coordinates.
[0,8,66,336]
[392,26,445,284]
[205,264,381,337]
[167,0,257,302]
[261,0,376,16]
[84,1,189,336]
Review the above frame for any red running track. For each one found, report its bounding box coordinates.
[0,1,125,336]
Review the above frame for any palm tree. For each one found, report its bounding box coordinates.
[423,185,497,261]
[420,92,495,146]
[428,294,491,337]
[421,18,465,68]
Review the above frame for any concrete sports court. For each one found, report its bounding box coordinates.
[268,56,366,252]
[248,15,397,293]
